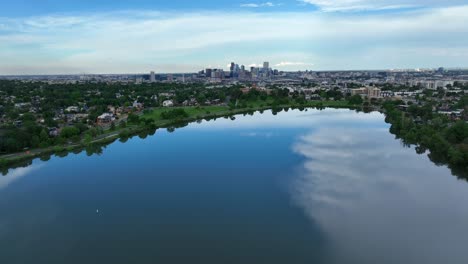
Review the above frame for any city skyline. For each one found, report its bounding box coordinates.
[0,1,467,74]
[2,64,463,77]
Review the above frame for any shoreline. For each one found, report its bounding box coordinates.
[2,100,466,181]
[0,101,355,171]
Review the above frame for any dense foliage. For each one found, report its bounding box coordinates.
[1,79,466,180]
[383,101,468,178]
[160,109,189,120]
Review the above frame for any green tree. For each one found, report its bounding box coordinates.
[84,133,93,146]
[445,121,468,144]
[60,126,80,138]
[128,113,140,124]
[348,95,363,105]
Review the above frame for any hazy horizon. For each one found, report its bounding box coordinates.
[1,66,467,77]
[1,1,467,74]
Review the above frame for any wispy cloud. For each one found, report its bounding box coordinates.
[289,118,468,263]
[0,5,467,74]
[241,2,277,8]
[299,0,466,12]
[0,164,43,189]
[240,131,276,137]
[275,61,314,67]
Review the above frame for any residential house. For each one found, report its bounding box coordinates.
[163,100,174,107]
[97,113,115,124]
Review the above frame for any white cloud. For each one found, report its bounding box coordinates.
[240,131,276,137]
[299,0,467,12]
[275,61,314,67]
[0,164,43,189]
[241,2,276,8]
[185,108,385,130]
[289,122,468,263]
[0,5,467,74]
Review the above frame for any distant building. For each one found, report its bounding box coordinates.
[367,87,381,98]
[97,113,115,124]
[205,68,212,78]
[381,91,394,98]
[14,120,22,127]
[162,100,174,107]
[132,100,143,109]
[14,102,31,109]
[351,87,381,98]
[351,88,368,96]
[65,106,79,113]
[150,71,156,83]
[230,62,235,77]
[48,127,59,137]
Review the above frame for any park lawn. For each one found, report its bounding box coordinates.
[142,105,231,122]
[244,98,275,108]
[240,98,350,108]
[141,100,352,127]
[305,100,352,107]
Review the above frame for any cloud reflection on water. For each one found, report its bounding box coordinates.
[0,164,43,190]
[186,108,384,130]
[290,120,468,264]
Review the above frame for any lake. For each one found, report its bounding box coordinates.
[1,108,467,264]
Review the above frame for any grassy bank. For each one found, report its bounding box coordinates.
[142,100,352,122]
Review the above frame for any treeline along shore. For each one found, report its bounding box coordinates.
[0,80,467,179]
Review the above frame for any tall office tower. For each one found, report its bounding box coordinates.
[251,67,259,78]
[205,68,212,78]
[263,62,270,77]
[230,62,235,77]
[150,71,156,83]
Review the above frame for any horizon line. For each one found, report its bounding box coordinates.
[2,66,468,77]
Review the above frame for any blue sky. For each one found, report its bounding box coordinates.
[3,0,312,16]
[0,0,467,74]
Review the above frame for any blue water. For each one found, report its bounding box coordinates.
[1,108,467,264]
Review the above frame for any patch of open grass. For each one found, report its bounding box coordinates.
[143,106,230,122]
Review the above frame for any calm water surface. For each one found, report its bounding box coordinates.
[1,109,467,264]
